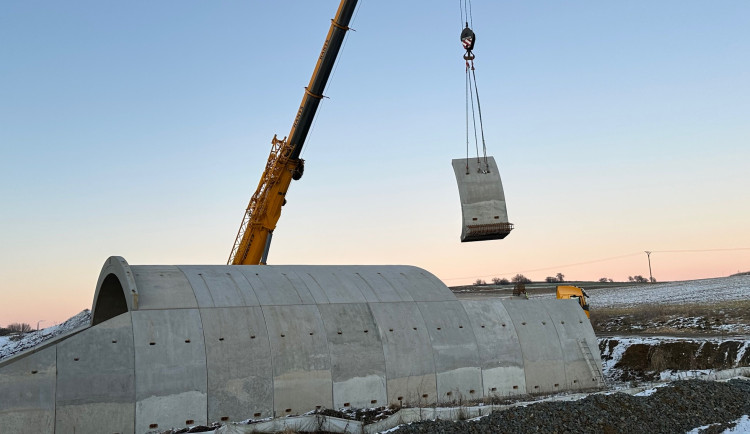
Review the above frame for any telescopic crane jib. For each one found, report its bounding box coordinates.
[228,0,358,265]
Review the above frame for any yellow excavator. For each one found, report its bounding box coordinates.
[556,285,591,318]
[228,0,358,265]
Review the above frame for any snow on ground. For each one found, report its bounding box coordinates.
[687,415,750,434]
[587,275,750,308]
[0,310,90,362]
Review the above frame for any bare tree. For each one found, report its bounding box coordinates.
[545,276,557,283]
[599,277,609,283]
[473,278,486,286]
[7,323,32,333]
[512,274,532,284]
[556,273,565,283]
[492,277,510,285]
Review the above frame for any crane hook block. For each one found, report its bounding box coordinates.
[461,25,476,53]
[452,156,513,242]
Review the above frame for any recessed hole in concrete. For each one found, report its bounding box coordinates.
[481,325,485,328]
[422,394,428,398]
[371,400,377,404]
[185,420,194,425]
[437,327,441,330]
[219,338,224,341]
[459,325,463,328]
[490,387,497,392]
[446,391,452,396]
[74,358,79,361]
[522,322,526,325]
[253,413,261,418]
[285,409,292,413]
[554,383,559,387]
[221,417,229,421]
[512,385,518,389]
[364,330,368,333]
[149,424,158,429]
[337,331,342,335]
[344,403,350,407]
[469,389,475,394]
[112,340,117,344]
[250,335,255,339]
[31,370,38,374]
[281,334,285,337]
[398,396,403,401]
[149,342,155,346]
[185,339,191,343]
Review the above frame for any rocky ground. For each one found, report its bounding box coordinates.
[388,378,750,434]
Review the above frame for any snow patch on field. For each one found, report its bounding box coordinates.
[588,275,750,308]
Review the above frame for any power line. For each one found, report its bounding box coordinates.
[440,247,750,282]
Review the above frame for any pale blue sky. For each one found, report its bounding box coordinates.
[1,1,749,325]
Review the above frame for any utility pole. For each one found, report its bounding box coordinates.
[644,251,653,283]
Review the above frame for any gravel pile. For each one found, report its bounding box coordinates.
[391,378,750,434]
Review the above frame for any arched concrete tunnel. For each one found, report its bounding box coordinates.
[0,256,604,433]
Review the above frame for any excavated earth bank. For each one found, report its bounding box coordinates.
[388,378,750,434]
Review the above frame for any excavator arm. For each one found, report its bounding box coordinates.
[228,0,358,265]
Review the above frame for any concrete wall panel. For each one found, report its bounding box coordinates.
[350,269,413,303]
[296,267,368,304]
[452,157,511,242]
[0,345,56,433]
[132,309,207,433]
[237,267,314,305]
[380,268,454,302]
[460,300,527,396]
[503,299,566,394]
[540,299,604,389]
[369,302,437,405]
[417,301,482,402]
[263,305,332,415]
[55,312,134,434]
[179,266,260,308]
[200,306,274,422]
[131,265,198,310]
[318,303,387,409]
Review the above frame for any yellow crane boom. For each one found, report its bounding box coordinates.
[228,0,358,265]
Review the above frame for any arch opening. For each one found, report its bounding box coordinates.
[92,273,128,325]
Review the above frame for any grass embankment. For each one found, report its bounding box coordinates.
[590,300,750,335]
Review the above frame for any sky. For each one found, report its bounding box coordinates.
[1,0,749,326]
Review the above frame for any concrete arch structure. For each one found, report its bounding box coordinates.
[0,257,603,433]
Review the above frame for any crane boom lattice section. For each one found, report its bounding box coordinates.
[229,135,294,265]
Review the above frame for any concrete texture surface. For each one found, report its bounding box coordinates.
[0,256,602,433]
[451,156,511,242]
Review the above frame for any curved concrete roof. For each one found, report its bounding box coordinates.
[1,256,603,433]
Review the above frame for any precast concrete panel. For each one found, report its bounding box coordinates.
[132,309,208,433]
[55,312,135,434]
[0,345,56,433]
[263,305,333,415]
[330,267,382,303]
[503,300,566,394]
[296,267,368,304]
[317,303,387,409]
[281,268,331,304]
[179,266,261,308]
[237,267,315,305]
[452,157,512,242]
[380,268,455,302]
[369,302,437,405]
[540,299,604,389]
[131,265,198,310]
[200,307,273,422]
[350,269,414,303]
[416,301,482,403]
[459,300,527,396]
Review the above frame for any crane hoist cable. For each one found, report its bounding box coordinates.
[460,0,489,175]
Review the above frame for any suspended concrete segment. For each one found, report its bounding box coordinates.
[0,256,603,433]
[452,156,513,242]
